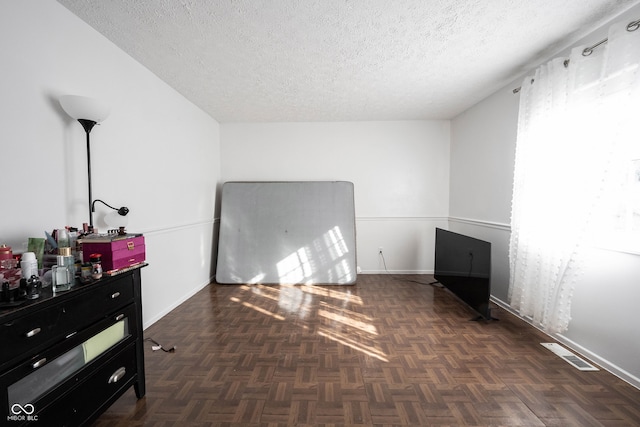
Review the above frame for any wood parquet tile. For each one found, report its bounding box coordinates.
[93,274,640,426]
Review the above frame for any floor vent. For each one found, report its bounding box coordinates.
[541,343,599,371]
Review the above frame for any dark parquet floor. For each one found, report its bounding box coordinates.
[93,274,640,426]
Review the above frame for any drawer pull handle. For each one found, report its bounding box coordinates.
[108,367,127,384]
[25,327,41,338]
[111,292,121,299]
[32,358,47,369]
[65,331,77,339]
[115,313,125,321]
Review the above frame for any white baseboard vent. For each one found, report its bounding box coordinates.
[541,343,599,371]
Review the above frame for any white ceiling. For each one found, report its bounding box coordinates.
[57,0,638,123]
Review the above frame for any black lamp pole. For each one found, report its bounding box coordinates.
[78,119,98,228]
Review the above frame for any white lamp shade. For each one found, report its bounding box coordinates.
[59,95,110,123]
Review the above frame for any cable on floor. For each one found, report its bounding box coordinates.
[378,250,443,288]
[145,337,176,353]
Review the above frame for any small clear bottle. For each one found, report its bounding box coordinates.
[58,247,76,280]
[80,263,93,284]
[52,255,72,292]
[90,254,103,280]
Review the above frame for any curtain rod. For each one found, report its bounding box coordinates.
[512,18,640,94]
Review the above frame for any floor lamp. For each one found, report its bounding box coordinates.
[59,95,128,230]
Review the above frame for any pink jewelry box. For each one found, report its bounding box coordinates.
[82,234,145,272]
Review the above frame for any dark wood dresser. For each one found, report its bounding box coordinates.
[0,266,146,426]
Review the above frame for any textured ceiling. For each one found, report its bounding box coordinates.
[57,0,638,123]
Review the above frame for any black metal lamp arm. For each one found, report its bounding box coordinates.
[91,199,130,216]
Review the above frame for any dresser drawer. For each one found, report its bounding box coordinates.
[0,303,72,368]
[75,273,135,318]
[33,343,138,427]
[0,275,134,368]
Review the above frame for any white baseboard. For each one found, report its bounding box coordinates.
[490,296,640,391]
[142,277,213,330]
[555,334,640,391]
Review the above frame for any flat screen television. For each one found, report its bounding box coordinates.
[433,228,493,320]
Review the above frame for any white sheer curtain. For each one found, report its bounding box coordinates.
[509,19,640,334]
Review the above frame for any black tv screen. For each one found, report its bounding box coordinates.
[434,228,492,319]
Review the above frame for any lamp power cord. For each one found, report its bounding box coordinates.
[145,337,176,353]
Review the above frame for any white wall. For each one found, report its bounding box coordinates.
[449,87,519,302]
[450,4,640,389]
[221,121,450,273]
[0,1,221,328]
